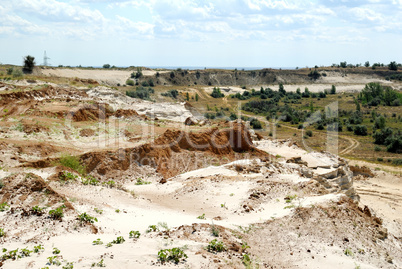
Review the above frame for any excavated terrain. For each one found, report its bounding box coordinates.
[0,77,401,269]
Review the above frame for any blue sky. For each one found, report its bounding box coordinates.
[1,0,401,68]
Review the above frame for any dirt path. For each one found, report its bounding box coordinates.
[339,135,360,155]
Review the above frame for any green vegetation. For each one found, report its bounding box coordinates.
[78,212,98,224]
[81,175,100,186]
[0,228,5,237]
[129,230,141,239]
[0,202,10,212]
[59,154,86,175]
[49,205,66,220]
[146,225,159,233]
[161,89,179,99]
[135,178,151,185]
[197,213,206,220]
[206,239,226,252]
[52,247,61,254]
[158,248,188,264]
[126,86,154,100]
[211,87,224,98]
[91,259,106,267]
[23,55,35,73]
[92,238,103,245]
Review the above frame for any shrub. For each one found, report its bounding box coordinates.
[0,228,5,237]
[385,134,402,153]
[211,87,224,98]
[0,202,10,212]
[373,127,393,145]
[353,125,368,136]
[377,157,384,162]
[102,64,110,69]
[388,61,398,71]
[392,159,402,165]
[206,239,226,252]
[59,154,85,175]
[374,146,381,152]
[330,85,336,94]
[31,205,45,216]
[249,118,262,129]
[161,89,178,99]
[306,130,312,137]
[129,230,141,239]
[126,86,154,100]
[146,225,159,233]
[49,205,65,220]
[126,79,135,86]
[78,212,98,224]
[158,248,187,264]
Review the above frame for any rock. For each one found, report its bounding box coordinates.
[287,157,308,166]
[184,117,198,126]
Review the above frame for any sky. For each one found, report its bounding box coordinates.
[0,0,401,68]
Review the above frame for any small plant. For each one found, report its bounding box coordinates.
[31,205,45,216]
[82,175,99,186]
[211,225,219,237]
[146,225,159,233]
[197,213,206,220]
[59,171,78,184]
[242,253,252,268]
[59,154,86,175]
[20,247,32,257]
[92,238,103,245]
[49,205,65,220]
[158,248,188,264]
[33,244,44,253]
[0,202,10,212]
[47,256,62,266]
[112,236,125,244]
[0,228,5,237]
[52,247,61,254]
[104,180,116,188]
[62,262,74,269]
[206,239,226,252]
[285,194,297,203]
[129,230,141,239]
[344,248,354,256]
[106,242,113,248]
[91,258,106,267]
[115,209,120,213]
[220,203,227,209]
[158,222,169,231]
[78,212,98,224]
[94,208,103,214]
[135,178,151,185]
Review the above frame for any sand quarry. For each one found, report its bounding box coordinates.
[0,73,401,269]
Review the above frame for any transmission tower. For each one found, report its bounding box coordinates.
[43,51,50,66]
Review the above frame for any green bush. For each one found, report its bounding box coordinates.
[211,87,224,98]
[126,86,154,100]
[206,239,226,252]
[126,79,135,86]
[353,125,368,136]
[49,205,66,220]
[306,130,312,137]
[59,154,85,175]
[158,248,187,264]
[0,202,10,212]
[392,159,402,165]
[161,89,178,99]
[78,212,98,224]
[23,55,35,73]
[0,228,5,237]
[129,230,141,239]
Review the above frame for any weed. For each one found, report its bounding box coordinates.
[20,247,32,257]
[230,193,234,196]
[52,247,61,254]
[0,202,10,212]
[158,248,188,264]
[81,175,99,186]
[112,236,125,244]
[33,244,44,253]
[158,222,170,231]
[93,238,103,245]
[206,239,226,252]
[94,208,103,214]
[285,194,297,203]
[135,178,151,185]
[49,205,65,220]
[357,248,365,254]
[211,224,219,237]
[106,242,113,248]
[0,228,5,237]
[59,171,78,184]
[0,180,4,189]
[31,205,45,216]
[242,253,252,268]
[129,230,141,239]
[104,180,116,188]
[146,225,159,233]
[91,258,106,267]
[59,154,86,175]
[197,213,206,220]
[62,262,74,269]
[47,256,62,266]
[344,248,354,256]
[115,209,120,213]
[220,203,227,209]
[78,212,98,224]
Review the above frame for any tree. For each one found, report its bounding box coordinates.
[330,85,336,94]
[340,61,347,68]
[210,87,224,98]
[103,64,111,69]
[23,55,35,73]
[388,61,398,71]
[186,92,189,101]
[364,61,370,67]
[195,94,199,101]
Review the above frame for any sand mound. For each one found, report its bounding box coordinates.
[79,128,95,137]
[113,109,139,118]
[80,122,268,180]
[0,173,72,210]
[67,103,114,122]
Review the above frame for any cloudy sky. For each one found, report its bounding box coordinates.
[1,0,401,68]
